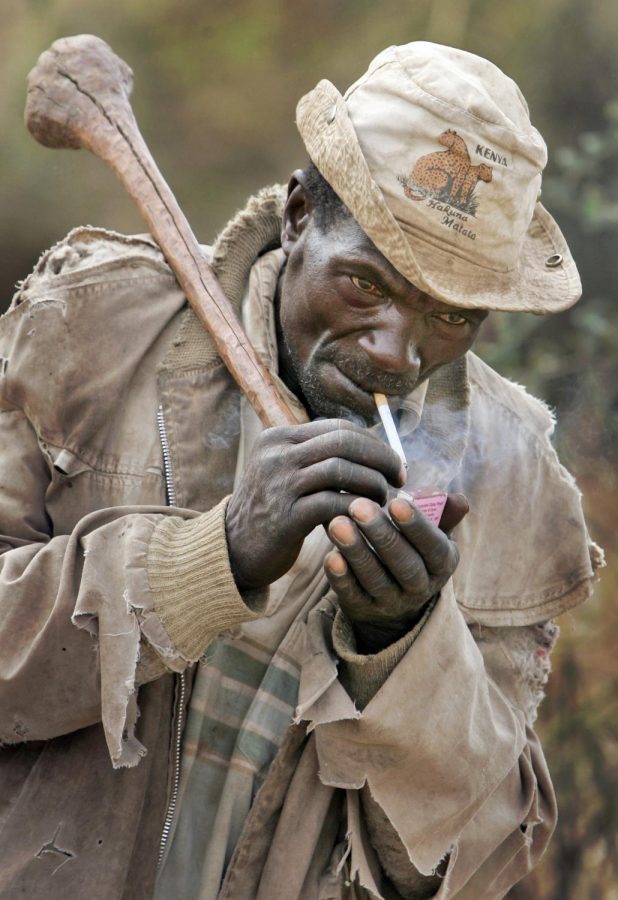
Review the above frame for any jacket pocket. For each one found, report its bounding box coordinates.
[41,442,166,534]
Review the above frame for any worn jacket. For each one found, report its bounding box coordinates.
[0,188,602,898]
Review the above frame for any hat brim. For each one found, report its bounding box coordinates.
[296,80,581,314]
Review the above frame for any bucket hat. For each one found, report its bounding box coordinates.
[296,42,581,313]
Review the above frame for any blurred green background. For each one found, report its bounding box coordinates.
[1,2,616,897]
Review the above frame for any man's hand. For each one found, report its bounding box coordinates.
[225,419,405,592]
[325,494,468,653]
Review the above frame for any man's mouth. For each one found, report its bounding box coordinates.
[292,347,419,423]
[334,364,417,403]
[329,365,398,421]
[334,366,374,399]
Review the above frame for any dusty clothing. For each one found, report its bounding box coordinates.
[0,189,601,898]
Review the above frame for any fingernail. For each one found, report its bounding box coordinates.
[348,498,376,523]
[326,552,347,576]
[329,517,355,544]
[399,464,408,486]
[390,497,414,524]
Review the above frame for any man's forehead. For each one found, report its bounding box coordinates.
[314,212,400,277]
[316,212,489,318]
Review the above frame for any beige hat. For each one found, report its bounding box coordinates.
[296,42,581,313]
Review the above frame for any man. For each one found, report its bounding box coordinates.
[0,41,602,899]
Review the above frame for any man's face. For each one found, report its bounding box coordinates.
[277,178,488,424]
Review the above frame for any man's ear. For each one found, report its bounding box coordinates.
[281,169,314,255]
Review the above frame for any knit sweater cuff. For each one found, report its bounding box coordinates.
[146,497,268,661]
[332,598,437,709]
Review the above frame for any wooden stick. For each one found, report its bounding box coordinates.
[25,34,299,428]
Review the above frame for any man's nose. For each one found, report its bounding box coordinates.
[357,324,420,376]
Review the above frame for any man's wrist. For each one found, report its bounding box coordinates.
[351,597,437,655]
[147,498,267,660]
[332,597,439,708]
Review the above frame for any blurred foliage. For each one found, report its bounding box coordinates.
[0,1,616,897]
[477,100,618,900]
[476,101,618,480]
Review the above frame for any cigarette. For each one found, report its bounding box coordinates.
[374,392,407,469]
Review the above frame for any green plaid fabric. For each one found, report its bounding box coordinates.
[155,509,334,900]
[155,631,302,899]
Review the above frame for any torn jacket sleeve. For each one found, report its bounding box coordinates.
[312,583,557,898]
[0,407,261,768]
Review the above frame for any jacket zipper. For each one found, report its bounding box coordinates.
[158,670,186,867]
[156,404,185,867]
[157,405,177,507]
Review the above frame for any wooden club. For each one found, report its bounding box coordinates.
[24,34,299,428]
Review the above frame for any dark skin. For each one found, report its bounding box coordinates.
[226,170,488,652]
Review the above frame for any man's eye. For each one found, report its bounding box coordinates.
[434,311,469,326]
[350,275,384,297]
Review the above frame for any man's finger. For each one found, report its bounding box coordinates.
[297,459,389,505]
[346,499,430,594]
[328,515,398,600]
[293,491,373,532]
[439,493,469,533]
[324,550,376,623]
[388,497,459,578]
[261,417,366,446]
[293,426,405,487]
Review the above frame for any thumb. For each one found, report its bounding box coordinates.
[440,492,469,533]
